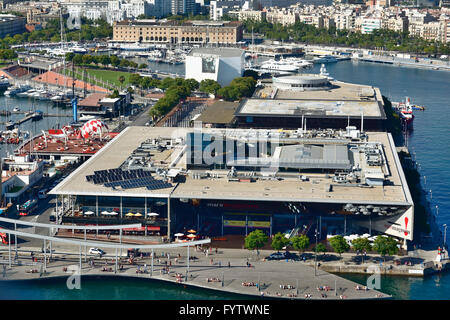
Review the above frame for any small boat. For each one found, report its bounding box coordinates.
[31,110,43,120]
[79,114,96,121]
[12,107,20,112]
[5,120,15,130]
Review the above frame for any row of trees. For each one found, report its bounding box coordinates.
[216,76,256,101]
[149,77,199,120]
[245,230,399,261]
[243,19,450,55]
[0,49,18,61]
[65,53,145,69]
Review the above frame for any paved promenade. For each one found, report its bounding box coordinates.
[0,246,390,300]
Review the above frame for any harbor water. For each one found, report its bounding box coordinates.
[0,96,72,158]
[0,60,449,299]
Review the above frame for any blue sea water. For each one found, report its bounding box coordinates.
[0,60,449,300]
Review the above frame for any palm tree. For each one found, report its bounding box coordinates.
[118,75,125,89]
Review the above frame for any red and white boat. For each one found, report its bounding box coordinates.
[392,97,415,126]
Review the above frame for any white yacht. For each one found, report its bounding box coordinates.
[280,57,313,69]
[313,55,338,64]
[260,59,300,73]
[5,84,32,97]
[17,88,35,98]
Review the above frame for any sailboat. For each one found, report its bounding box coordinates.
[5,100,15,130]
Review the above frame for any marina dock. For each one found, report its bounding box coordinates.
[352,56,450,71]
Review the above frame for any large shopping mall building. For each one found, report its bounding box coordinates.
[50,125,414,246]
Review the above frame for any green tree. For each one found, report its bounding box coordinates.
[138,63,148,69]
[351,238,372,263]
[109,89,120,98]
[129,73,143,86]
[291,234,310,253]
[199,79,221,95]
[119,59,130,68]
[313,243,327,257]
[99,55,111,66]
[118,75,126,86]
[329,235,350,256]
[184,78,199,91]
[65,52,75,62]
[244,229,268,257]
[372,236,399,261]
[149,107,160,122]
[271,232,290,252]
[82,54,93,65]
[72,54,83,65]
[110,55,120,67]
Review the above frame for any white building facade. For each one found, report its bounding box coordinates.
[185,48,245,87]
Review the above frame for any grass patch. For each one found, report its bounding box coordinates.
[63,68,134,89]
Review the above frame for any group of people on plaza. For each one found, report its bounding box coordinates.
[280,284,295,290]
[317,285,331,291]
[241,281,257,287]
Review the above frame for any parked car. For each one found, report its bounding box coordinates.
[89,248,105,256]
[38,189,48,199]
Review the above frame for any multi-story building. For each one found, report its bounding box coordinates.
[0,14,26,38]
[238,9,266,21]
[265,8,298,26]
[439,15,450,42]
[26,7,68,27]
[298,14,324,28]
[361,16,382,33]
[210,0,246,21]
[62,0,109,21]
[61,0,170,24]
[334,10,357,30]
[383,15,409,33]
[421,21,441,41]
[113,19,244,44]
[171,0,197,15]
[148,0,172,18]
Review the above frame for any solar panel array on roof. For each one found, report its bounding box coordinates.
[86,168,172,190]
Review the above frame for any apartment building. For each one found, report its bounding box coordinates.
[383,15,409,33]
[0,14,26,38]
[298,14,324,28]
[238,9,266,21]
[265,8,298,26]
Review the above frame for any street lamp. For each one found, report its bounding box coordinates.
[314,227,318,277]
[443,224,447,251]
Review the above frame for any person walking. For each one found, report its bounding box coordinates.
[228,261,231,268]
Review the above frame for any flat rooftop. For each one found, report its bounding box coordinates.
[196,100,239,125]
[51,126,412,206]
[188,47,244,58]
[241,80,385,119]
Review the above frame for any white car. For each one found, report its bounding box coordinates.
[89,248,105,256]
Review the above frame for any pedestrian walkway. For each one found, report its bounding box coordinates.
[0,245,390,300]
